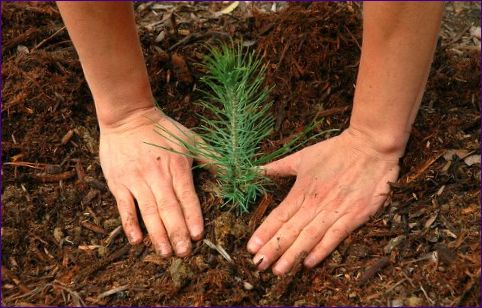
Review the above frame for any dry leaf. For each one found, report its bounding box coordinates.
[214,1,239,17]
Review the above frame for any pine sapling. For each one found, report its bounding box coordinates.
[149,44,332,214]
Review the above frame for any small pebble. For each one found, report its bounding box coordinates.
[243,281,254,290]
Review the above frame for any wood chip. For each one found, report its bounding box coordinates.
[383,235,406,254]
[357,257,391,286]
[155,30,166,43]
[61,129,74,145]
[143,254,165,266]
[424,211,439,229]
[248,194,272,233]
[80,220,106,234]
[171,53,193,84]
[31,169,76,183]
[463,154,480,166]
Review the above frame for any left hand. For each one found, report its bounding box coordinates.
[247,128,401,275]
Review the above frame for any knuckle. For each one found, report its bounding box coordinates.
[159,201,179,212]
[116,198,130,210]
[140,202,159,216]
[178,189,198,203]
[172,156,190,169]
[272,207,290,223]
[282,223,300,238]
[301,225,319,239]
[330,225,350,239]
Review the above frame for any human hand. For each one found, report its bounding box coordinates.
[247,128,401,275]
[99,106,203,257]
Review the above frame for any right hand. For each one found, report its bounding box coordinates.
[99,106,203,257]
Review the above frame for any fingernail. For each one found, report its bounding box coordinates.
[158,243,172,257]
[304,256,315,268]
[247,237,262,253]
[253,255,267,271]
[273,259,289,275]
[127,232,139,244]
[175,240,190,256]
[190,225,204,240]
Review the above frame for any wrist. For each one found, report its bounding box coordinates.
[342,125,408,160]
[95,90,158,130]
[96,97,162,132]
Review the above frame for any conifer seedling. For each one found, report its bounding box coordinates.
[149,43,333,214]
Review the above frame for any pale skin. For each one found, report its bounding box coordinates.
[57,2,443,274]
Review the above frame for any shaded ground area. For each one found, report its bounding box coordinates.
[2,2,480,306]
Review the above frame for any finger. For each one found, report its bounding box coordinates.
[252,193,325,271]
[261,151,300,177]
[111,184,143,245]
[171,158,204,241]
[130,181,172,257]
[252,212,312,271]
[271,208,342,275]
[149,174,192,257]
[247,183,304,254]
[303,213,367,268]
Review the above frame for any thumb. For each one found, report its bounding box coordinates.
[261,152,300,177]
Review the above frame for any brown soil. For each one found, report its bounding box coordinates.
[2,2,480,306]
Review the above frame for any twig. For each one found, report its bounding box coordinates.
[97,285,129,300]
[80,220,106,234]
[400,270,416,288]
[3,28,41,49]
[30,170,76,183]
[104,226,123,246]
[419,283,435,305]
[203,239,233,263]
[31,26,66,51]
[52,282,86,306]
[344,25,361,50]
[3,161,49,169]
[400,251,437,265]
[384,279,407,295]
[357,256,391,286]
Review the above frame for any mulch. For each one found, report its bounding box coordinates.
[2,2,480,306]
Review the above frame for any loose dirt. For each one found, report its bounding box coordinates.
[2,2,480,306]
